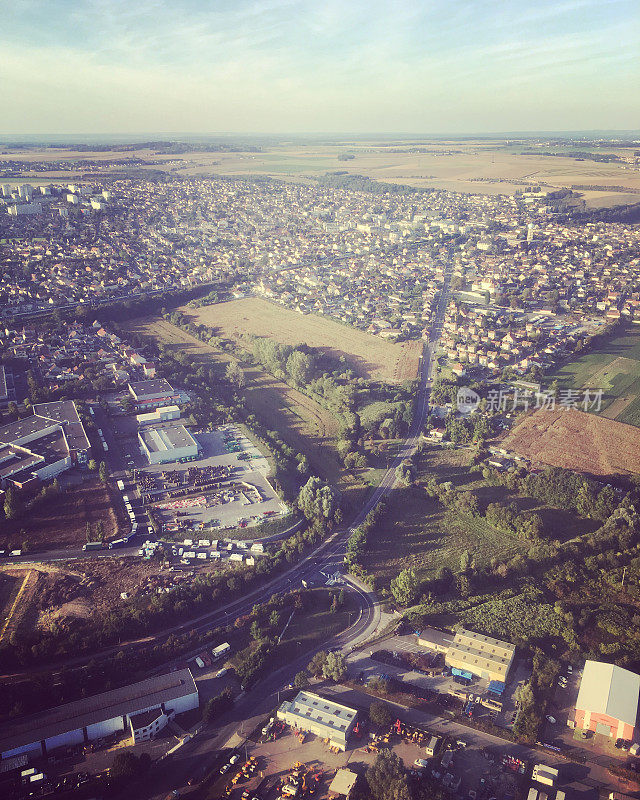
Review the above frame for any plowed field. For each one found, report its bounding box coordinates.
[500,408,640,476]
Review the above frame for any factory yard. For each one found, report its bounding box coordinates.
[185,297,421,383]
[137,425,287,538]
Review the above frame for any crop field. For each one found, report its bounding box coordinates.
[123,317,347,486]
[547,326,640,427]
[0,479,119,553]
[4,140,639,208]
[183,298,421,383]
[501,407,640,476]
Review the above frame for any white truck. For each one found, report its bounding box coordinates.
[532,764,559,787]
[212,642,231,660]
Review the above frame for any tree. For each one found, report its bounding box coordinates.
[85,522,93,542]
[6,401,18,420]
[3,485,24,521]
[307,650,328,677]
[250,620,263,641]
[459,550,472,572]
[369,701,393,727]
[293,670,309,689]
[87,459,97,472]
[110,751,151,784]
[321,651,347,682]
[366,750,412,800]
[286,350,313,386]
[99,461,109,484]
[297,477,340,524]
[390,568,420,606]
[225,361,246,389]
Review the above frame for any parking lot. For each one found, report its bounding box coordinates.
[132,425,287,537]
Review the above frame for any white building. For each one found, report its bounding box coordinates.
[135,405,180,427]
[138,424,198,465]
[0,669,198,760]
[277,691,358,751]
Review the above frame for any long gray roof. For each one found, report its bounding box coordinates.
[0,669,197,753]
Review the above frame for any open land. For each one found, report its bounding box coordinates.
[500,407,640,476]
[547,325,640,427]
[184,298,421,383]
[0,478,120,552]
[4,140,640,208]
[361,446,600,587]
[122,317,347,487]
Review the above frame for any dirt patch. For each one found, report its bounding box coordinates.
[0,478,120,552]
[185,298,417,383]
[500,408,640,476]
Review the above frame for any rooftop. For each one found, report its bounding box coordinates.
[280,691,357,734]
[0,669,197,754]
[139,424,197,453]
[128,378,175,400]
[575,660,640,727]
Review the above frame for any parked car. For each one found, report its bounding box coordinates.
[546,716,556,724]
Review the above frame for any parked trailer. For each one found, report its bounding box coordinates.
[83,542,104,551]
[212,642,231,660]
[109,539,126,549]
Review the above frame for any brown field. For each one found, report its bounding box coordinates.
[184,297,420,382]
[4,141,640,208]
[500,408,640,476]
[0,479,119,552]
[123,317,347,485]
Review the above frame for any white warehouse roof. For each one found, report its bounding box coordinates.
[575,660,640,727]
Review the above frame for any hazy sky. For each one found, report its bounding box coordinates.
[2,0,639,135]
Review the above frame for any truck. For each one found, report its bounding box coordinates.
[532,764,559,786]
[109,539,125,549]
[194,657,205,669]
[117,480,125,491]
[83,542,104,551]
[212,642,231,660]
[425,736,441,757]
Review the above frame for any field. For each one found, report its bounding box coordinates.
[183,298,421,383]
[501,408,640,476]
[548,325,640,426]
[123,317,346,486]
[0,479,119,552]
[360,445,599,587]
[4,140,640,208]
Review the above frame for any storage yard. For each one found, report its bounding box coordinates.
[136,425,286,536]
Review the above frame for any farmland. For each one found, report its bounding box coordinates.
[183,297,421,383]
[547,324,640,427]
[6,140,640,208]
[501,407,640,476]
[123,317,346,486]
[0,479,119,553]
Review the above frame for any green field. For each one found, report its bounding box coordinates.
[361,446,599,587]
[547,325,640,426]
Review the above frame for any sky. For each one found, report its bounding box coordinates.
[1,0,639,135]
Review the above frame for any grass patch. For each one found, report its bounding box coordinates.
[275,588,357,666]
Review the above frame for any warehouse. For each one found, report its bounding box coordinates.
[136,405,181,427]
[128,378,180,409]
[138,425,199,465]
[445,628,515,683]
[573,660,639,741]
[277,691,358,751]
[0,669,198,760]
[0,400,90,488]
[417,627,455,653]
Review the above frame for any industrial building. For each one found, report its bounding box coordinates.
[0,669,198,760]
[136,405,180,426]
[0,401,91,489]
[277,691,358,751]
[417,627,454,653]
[445,628,515,683]
[128,379,180,409]
[573,660,639,741]
[138,424,199,465]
